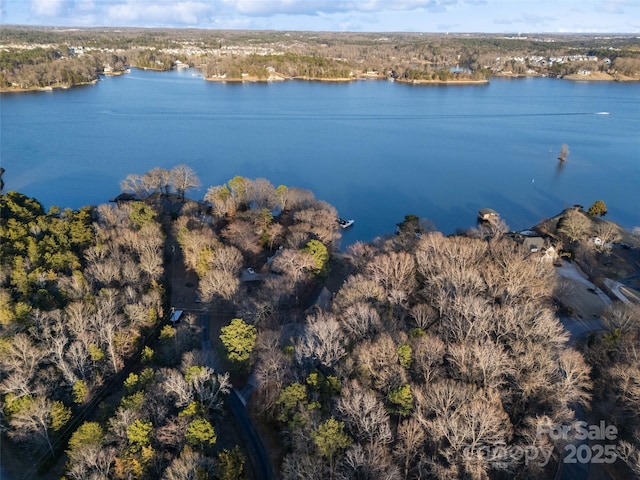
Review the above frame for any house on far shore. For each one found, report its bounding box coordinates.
[478,208,500,222]
[109,192,137,203]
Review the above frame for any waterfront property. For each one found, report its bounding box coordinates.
[478,208,500,222]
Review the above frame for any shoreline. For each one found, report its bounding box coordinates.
[4,65,637,93]
[0,79,98,93]
[563,72,639,82]
[395,78,489,85]
[205,74,354,83]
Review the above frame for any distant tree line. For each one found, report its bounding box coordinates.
[3,27,638,90]
[205,53,353,80]
[0,46,128,89]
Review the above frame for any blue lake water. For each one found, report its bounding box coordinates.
[1,68,639,244]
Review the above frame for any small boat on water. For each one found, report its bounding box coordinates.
[339,218,355,229]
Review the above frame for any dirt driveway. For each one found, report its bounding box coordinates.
[555,260,611,320]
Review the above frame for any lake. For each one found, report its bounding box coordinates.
[1,69,639,244]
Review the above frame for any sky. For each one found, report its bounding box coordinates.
[1,0,639,33]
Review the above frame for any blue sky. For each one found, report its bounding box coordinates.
[2,0,639,33]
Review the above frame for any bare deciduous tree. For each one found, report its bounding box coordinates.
[163,446,214,480]
[222,220,262,256]
[120,173,154,198]
[186,366,230,413]
[409,303,437,331]
[147,167,172,195]
[108,407,140,448]
[394,417,425,480]
[247,177,276,209]
[170,164,201,202]
[0,333,47,382]
[355,333,407,393]
[618,440,640,477]
[557,209,591,243]
[160,368,193,409]
[447,340,514,391]
[285,187,316,211]
[199,268,239,301]
[415,382,514,479]
[602,303,640,334]
[66,340,91,382]
[333,274,386,311]
[555,348,592,409]
[155,416,188,451]
[339,302,382,342]
[296,313,347,370]
[411,333,446,385]
[338,442,401,480]
[346,241,376,272]
[281,452,324,480]
[178,225,217,272]
[366,251,416,300]
[265,222,285,250]
[97,319,123,374]
[210,244,243,275]
[593,221,621,253]
[66,444,116,480]
[337,381,393,445]
[509,339,558,406]
[272,248,315,284]
[8,396,56,456]
[293,203,340,244]
[204,184,237,219]
[253,331,293,417]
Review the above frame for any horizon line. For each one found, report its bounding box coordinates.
[2,24,640,37]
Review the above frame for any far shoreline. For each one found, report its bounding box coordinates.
[0,79,98,93]
[3,64,639,94]
[395,78,489,85]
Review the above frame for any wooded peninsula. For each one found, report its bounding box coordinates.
[1,27,639,91]
[2,166,640,479]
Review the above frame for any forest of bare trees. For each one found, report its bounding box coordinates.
[583,303,640,477]
[246,230,597,479]
[2,167,640,479]
[0,188,243,479]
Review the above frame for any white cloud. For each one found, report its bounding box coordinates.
[31,0,67,17]
[220,0,468,17]
[520,13,555,26]
[600,0,631,14]
[76,0,95,13]
[4,0,637,33]
[106,1,215,26]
